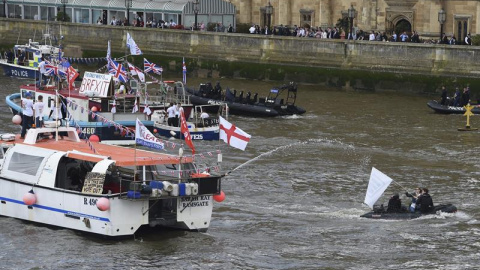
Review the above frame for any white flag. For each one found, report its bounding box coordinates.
[135,118,164,150]
[132,98,138,113]
[106,40,111,60]
[364,167,393,209]
[219,116,251,151]
[126,32,142,55]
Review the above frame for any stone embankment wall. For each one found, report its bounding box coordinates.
[2,18,480,93]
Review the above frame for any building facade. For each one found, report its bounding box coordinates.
[230,0,480,42]
[0,0,235,29]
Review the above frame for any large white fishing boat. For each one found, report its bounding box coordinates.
[0,125,224,236]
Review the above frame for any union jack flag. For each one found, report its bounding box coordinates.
[108,59,128,83]
[44,61,58,76]
[144,58,162,74]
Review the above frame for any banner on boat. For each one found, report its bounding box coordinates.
[79,72,112,97]
[364,167,393,209]
[135,118,164,150]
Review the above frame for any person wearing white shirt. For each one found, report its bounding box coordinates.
[20,92,34,139]
[166,103,176,126]
[249,25,256,34]
[369,31,375,41]
[38,59,48,85]
[174,103,180,127]
[33,95,45,128]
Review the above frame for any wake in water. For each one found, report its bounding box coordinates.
[226,138,356,175]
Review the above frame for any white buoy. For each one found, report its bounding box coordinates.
[12,115,22,125]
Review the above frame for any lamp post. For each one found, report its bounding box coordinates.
[193,0,199,30]
[125,0,132,26]
[348,4,356,40]
[438,8,446,42]
[60,0,67,22]
[265,1,273,32]
[2,0,6,18]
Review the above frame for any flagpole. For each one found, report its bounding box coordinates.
[55,77,59,141]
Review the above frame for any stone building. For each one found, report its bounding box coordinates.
[230,0,479,42]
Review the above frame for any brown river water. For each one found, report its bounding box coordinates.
[0,76,479,269]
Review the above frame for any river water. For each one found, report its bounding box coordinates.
[0,76,479,269]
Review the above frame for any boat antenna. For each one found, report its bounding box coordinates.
[16,31,21,45]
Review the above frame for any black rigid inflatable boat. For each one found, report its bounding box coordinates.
[427,100,480,114]
[360,204,457,220]
[186,82,306,117]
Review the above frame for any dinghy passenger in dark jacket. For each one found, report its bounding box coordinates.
[387,193,403,213]
[416,188,434,213]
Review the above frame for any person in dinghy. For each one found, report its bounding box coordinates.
[361,168,457,219]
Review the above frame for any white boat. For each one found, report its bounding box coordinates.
[0,34,60,79]
[152,104,224,141]
[0,126,224,236]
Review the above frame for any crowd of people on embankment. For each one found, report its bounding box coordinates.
[247,24,474,45]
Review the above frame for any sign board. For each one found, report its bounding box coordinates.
[82,172,105,194]
[79,72,112,98]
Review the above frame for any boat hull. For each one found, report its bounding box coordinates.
[0,61,40,79]
[186,90,306,117]
[154,123,220,141]
[427,100,480,114]
[0,177,215,236]
[360,204,457,220]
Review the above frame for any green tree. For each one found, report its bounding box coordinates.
[56,11,71,22]
[336,17,349,34]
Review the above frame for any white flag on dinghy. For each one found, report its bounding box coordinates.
[364,167,393,209]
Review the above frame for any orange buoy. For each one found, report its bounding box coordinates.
[96,197,110,211]
[89,134,100,142]
[23,190,36,206]
[213,191,226,202]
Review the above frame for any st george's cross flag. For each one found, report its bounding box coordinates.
[127,63,145,83]
[219,116,251,151]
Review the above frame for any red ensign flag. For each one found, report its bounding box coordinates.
[180,108,195,154]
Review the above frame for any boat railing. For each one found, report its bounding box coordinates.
[117,174,222,200]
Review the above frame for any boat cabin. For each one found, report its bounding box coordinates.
[13,38,60,68]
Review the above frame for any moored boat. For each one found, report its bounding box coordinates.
[151,104,224,141]
[0,34,60,79]
[6,74,192,143]
[0,125,224,236]
[186,82,306,117]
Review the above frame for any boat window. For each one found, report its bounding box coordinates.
[102,166,131,194]
[55,157,95,191]
[7,152,44,176]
